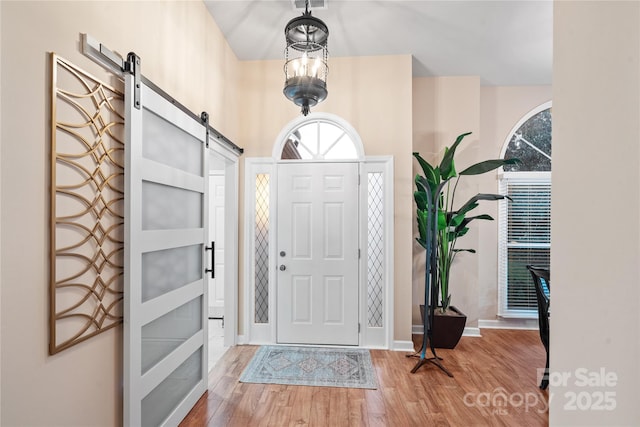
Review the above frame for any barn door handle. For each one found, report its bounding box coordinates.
[205,241,215,279]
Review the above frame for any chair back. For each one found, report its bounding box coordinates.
[526,265,550,349]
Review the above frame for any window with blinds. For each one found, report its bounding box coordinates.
[498,104,551,317]
[498,175,551,315]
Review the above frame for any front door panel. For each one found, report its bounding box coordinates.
[277,163,359,345]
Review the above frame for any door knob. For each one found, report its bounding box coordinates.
[280,251,286,257]
[279,265,286,271]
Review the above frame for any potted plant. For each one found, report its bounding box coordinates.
[414,132,518,349]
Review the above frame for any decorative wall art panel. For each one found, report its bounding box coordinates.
[49,54,124,354]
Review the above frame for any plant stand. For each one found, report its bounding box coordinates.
[408,351,453,376]
[408,176,453,377]
[407,280,454,377]
[408,225,453,377]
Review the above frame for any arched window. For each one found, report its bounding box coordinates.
[498,103,552,317]
[503,107,551,172]
[273,113,364,160]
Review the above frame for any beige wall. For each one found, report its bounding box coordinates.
[237,55,414,343]
[0,1,239,425]
[412,78,551,326]
[552,1,640,424]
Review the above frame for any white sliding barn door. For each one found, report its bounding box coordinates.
[124,75,209,426]
[276,162,359,345]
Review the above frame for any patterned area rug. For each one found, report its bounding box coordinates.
[239,346,378,389]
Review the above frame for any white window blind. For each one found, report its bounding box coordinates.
[498,173,551,317]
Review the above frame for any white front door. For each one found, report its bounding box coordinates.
[208,173,225,319]
[124,75,208,426]
[276,162,359,345]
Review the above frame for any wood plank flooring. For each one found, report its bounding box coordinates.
[181,329,549,426]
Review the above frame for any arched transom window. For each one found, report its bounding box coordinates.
[277,116,363,160]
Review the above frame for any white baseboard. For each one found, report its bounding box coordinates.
[463,327,481,337]
[478,318,538,330]
[392,340,416,352]
[411,325,482,338]
[410,318,537,336]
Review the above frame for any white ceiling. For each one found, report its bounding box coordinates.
[203,0,553,86]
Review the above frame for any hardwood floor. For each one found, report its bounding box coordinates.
[181,329,549,426]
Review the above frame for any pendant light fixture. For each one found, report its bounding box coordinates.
[283,0,329,116]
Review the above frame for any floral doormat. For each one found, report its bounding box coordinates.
[239,345,378,389]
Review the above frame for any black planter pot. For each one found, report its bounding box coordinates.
[420,305,467,349]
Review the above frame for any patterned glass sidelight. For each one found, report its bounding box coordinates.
[367,172,384,327]
[255,173,270,323]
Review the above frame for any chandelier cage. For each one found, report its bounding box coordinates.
[283,2,329,116]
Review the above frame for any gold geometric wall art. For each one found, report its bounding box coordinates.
[49,54,125,354]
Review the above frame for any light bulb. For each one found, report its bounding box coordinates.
[292,60,300,77]
[312,58,321,78]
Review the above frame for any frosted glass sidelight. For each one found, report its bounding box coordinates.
[142,181,202,230]
[142,108,203,176]
[141,245,202,302]
[141,348,202,427]
[141,296,202,374]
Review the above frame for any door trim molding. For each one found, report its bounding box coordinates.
[243,156,394,348]
[208,140,241,349]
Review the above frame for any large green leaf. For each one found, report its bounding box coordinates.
[437,210,447,230]
[439,132,472,180]
[457,193,507,217]
[413,152,439,188]
[416,209,429,243]
[455,214,494,232]
[460,158,520,176]
[453,248,476,254]
[448,211,466,228]
[454,227,470,238]
[458,202,479,216]
[416,237,428,250]
[414,190,428,211]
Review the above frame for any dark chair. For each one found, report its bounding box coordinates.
[527,265,550,390]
